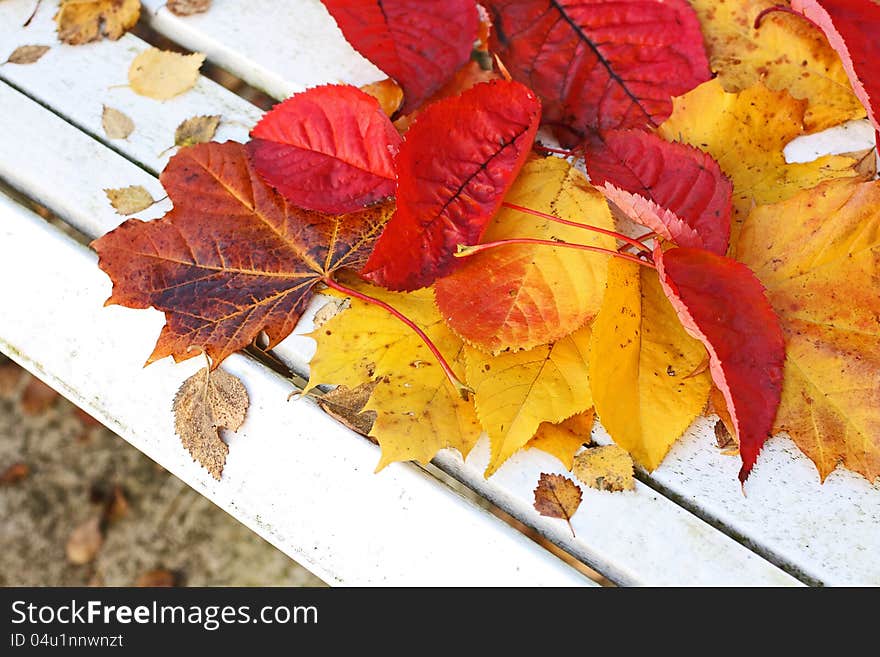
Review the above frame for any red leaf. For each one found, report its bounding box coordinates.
[248,85,401,214]
[585,130,732,254]
[654,247,785,483]
[321,0,479,115]
[362,80,541,291]
[485,0,710,146]
[789,0,880,131]
[92,142,391,367]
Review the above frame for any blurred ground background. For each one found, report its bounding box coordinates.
[0,354,325,587]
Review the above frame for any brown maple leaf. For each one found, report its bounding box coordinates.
[533,473,583,537]
[92,141,391,367]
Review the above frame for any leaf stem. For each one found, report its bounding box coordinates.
[534,144,579,157]
[456,238,656,269]
[619,230,659,253]
[322,277,474,400]
[501,202,652,254]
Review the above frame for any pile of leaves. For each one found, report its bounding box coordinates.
[92,0,880,496]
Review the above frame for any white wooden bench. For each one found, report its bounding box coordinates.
[1,0,877,586]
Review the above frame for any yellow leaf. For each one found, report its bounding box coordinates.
[128,48,205,101]
[658,80,858,248]
[466,325,592,476]
[589,259,711,471]
[691,0,864,132]
[737,179,880,482]
[527,409,595,470]
[360,79,404,117]
[435,157,614,353]
[305,278,481,469]
[573,445,636,492]
[55,0,140,45]
[104,185,155,215]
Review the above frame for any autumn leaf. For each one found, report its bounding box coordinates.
[658,79,860,247]
[20,377,59,416]
[102,105,135,140]
[466,325,592,476]
[573,444,635,492]
[5,44,49,65]
[305,278,481,469]
[66,516,103,565]
[584,129,732,255]
[248,86,402,214]
[737,179,880,482]
[173,366,249,480]
[315,382,378,437]
[363,80,541,291]
[533,473,582,536]
[174,115,220,149]
[104,185,155,216]
[589,259,711,471]
[321,0,479,114]
[360,78,404,117]
[55,0,140,45]
[691,0,864,132]
[485,0,710,146]
[434,157,613,353]
[93,142,392,367]
[168,0,210,16]
[135,569,178,587]
[527,409,594,470]
[128,48,205,101]
[0,462,30,485]
[655,246,786,483]
[787,0,880,131]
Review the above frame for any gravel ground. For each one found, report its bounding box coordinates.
[0,355,325,587]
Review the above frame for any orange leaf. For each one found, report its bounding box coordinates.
[533,473,582,536]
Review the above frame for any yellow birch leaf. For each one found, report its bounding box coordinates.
[305,278,481,469]
[589,259,711,471]
[737,179,880,482]
[527,409,595,470]
[691,0,864,132]
[128,48,205,101]
[573,444,636,492]
[657,80,858,248]
[55,0,140,45]
[466,325,592,476]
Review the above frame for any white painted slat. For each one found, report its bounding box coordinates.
[0,191,593,586]
[0,81,799,586]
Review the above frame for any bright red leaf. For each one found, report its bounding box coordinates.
[93,142,391,367]
[362,80,541,291]
[788,0,880,131]
[321,0,479,115]
[485,0,711,146]
[585,129,732,254]
[248,85,401,214]
[654,246,786,483]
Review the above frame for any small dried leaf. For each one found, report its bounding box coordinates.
[136,569,178,587]
[172,367,249,480]
[312,297,350,329]
[0,462,30,485]
[533,473,582,536]
[714,419,735,451]
[104,485,130,523]
[105,185,155,216]
[55,0,140,45]
[129,48,205,101]
[0,361,22,397]
[528,410,594,470]
[174,114,220,148]
[66,516,103,565]
[20,377,58,416]
[317,382,378,437]
[573,445,636,492]
[6,44,50,64]
[167,0,211,16]
[102,105,135,140]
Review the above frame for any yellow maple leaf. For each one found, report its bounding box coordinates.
[435,157,614,353]
[305,279,481,470]
[466,325,592,476]
[527,409,595,470]
[128,48,206,101]
[737,179,880,482]
[55,0,141,45]
[657,79,858,248]
[691,0,864,132]
[589,259,711,471]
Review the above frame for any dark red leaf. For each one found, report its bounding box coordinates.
[362,80,541,291]
[585,129,732,254]
[654,246,785,483]
[485,0,711,146]
[789,0,880,131]
[248,85,401,214]
[321,0,479,115]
